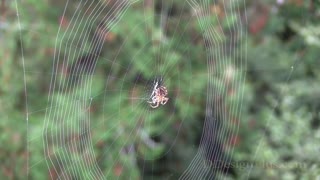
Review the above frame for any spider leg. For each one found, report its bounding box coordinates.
[149,92,154,99]
[150,101,159,108]
[148,93,157,102]
[161,97,169,105]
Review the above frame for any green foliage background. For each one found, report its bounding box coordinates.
[0,0,319,179]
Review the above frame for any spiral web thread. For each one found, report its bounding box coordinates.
[42,0,136,179]
[180,0,247,179]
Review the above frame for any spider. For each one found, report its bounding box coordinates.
[147,81,169,108]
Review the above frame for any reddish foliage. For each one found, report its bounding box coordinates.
[210,4,225,19]
[2,166,13,179]
[229,135,241,146]
[289,0,303,6]
[59,16,69,29]
[105,32,117,42]
[113,163,123,176]
[48,167,58,180]
[248,119,256,128]
[249,6,269,35]
[228,89,235,96]
[231,118,240,125]
[96,140,105,149]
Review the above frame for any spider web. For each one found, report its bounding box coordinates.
[18,0,247,179]
[12,0,301,179]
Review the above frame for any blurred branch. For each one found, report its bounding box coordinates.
[1,0,5,19]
